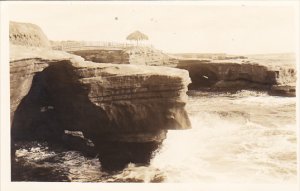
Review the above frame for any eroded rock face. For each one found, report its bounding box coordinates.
[72,48,296,96]
[10,49,191,170]
[68,46,178,66]
[177,59,296,96]
[11,59,190,135]
[69,49,130,64]
[10,21,191,170]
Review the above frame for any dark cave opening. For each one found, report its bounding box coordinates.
[11,60,162,173]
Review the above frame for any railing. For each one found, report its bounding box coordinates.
[51,41,153,51]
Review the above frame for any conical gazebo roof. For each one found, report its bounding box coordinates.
[126,30,149,41]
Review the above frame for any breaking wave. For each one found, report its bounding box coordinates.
[13,91,297,183]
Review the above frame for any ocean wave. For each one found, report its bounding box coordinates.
[12,92,297,183]
[149,94,297,183]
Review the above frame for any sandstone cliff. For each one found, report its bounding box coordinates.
[69,49,130,64]
[11,46,190,139]
[57,41,296,96]
[65,45,178,66]
[10,22,191,170]
[10,21,51,47]
[177,59,296,96]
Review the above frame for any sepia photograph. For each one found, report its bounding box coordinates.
[0,0,299,190]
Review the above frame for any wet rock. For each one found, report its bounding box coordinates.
[95,141,162,171]
[270,84,296,97]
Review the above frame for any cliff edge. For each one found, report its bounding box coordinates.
[10,22,191,170]
[177,58,296,96]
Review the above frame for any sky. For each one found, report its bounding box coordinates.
[8,2,298,54]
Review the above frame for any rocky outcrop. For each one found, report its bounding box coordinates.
[125,46,178,66]
[69,49,130,64]
[11,54,190,169]
[11,52,190,135]
[10,22,51,48]
[177,59,296,96]
[270,84,296,97]
[66,44,296,96]
[67,46,178,66]
[10,22,191,170]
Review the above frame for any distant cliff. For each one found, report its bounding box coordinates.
[56,41,296,96]
[176,58,296,96]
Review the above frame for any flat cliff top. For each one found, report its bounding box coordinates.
[10,45,191,80]
[10,44,77,62]
[177,54,296,70]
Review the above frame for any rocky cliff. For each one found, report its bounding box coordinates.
[11,48,190,137]
[10,22,191,170]
[69,49,130,64]
[177,59,296,96]
[64,43,296,96]
[67,46,178,66]
[10,21,51,47]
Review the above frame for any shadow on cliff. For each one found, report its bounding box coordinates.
[11,61,108,141]
[177,60,274,92]
[176,60,220,89]
[11,60,160,173]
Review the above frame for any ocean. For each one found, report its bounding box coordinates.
[12,90,297,183]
